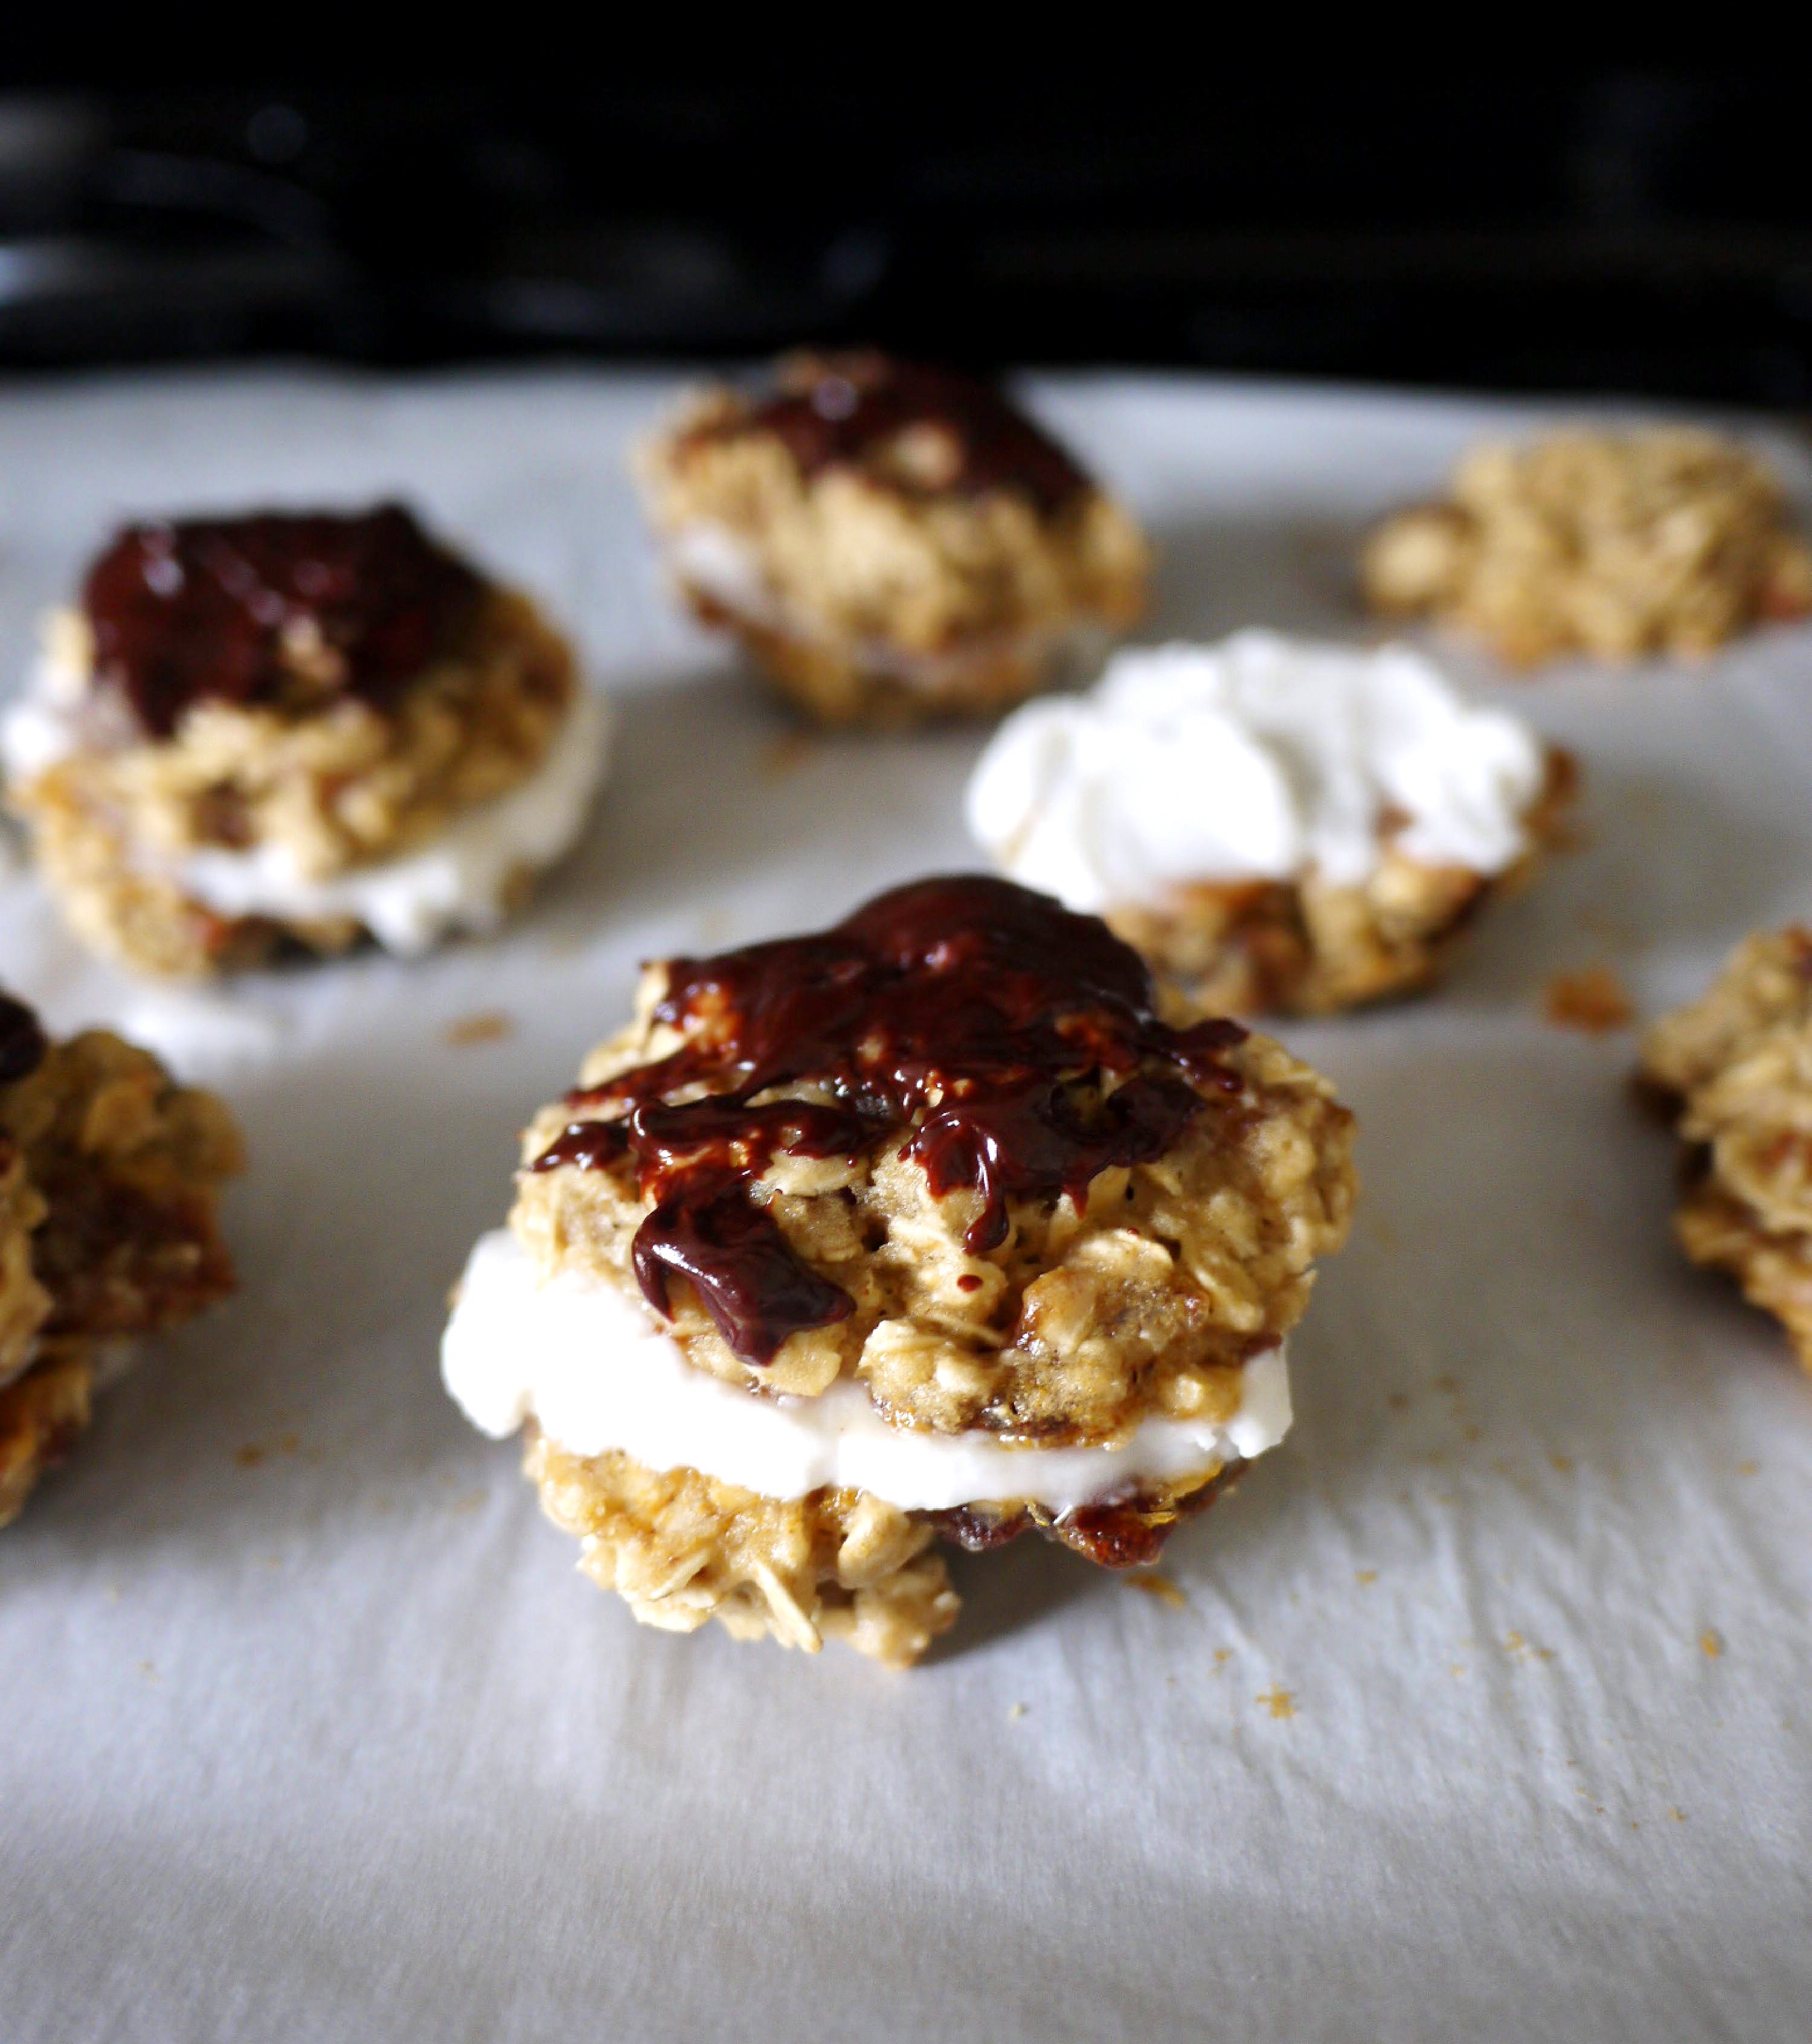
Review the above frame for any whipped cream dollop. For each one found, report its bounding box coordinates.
[2,617,612,957]
[965,631,1547,908]
[442,1229,1289,1515]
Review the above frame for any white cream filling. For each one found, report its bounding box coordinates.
[442,1227,1290,1515]
[2,619,612,957]
[965,630,1547,910]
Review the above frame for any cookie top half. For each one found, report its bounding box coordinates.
[512,875,1356,1445]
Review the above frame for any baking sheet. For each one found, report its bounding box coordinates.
[1,367,1808,2044]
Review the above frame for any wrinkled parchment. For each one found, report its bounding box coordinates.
[1,369,1807,2044]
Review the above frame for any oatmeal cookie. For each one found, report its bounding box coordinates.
[1361,426,1812,663]
[527,1437,960,1668]
[4,506,609,975]
[968,633,1575,1015]
[637,352,1150,725]
[0,988,242,1525]
[443,876,1355,1662]
[1639,928,1812,1370]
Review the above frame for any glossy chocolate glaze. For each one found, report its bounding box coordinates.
[533,876,1246,1366]
[692,353,1092,516]
[82,504,481,738]
[0,991,48,1087]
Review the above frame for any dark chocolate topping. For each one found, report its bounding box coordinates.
[934,1462,1238,1569]
[82,504,483,739]
[533,876,1246,1367]
[0,990,48,1087]
[696,354,1092,516]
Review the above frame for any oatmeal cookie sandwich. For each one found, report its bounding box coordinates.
[0,989,242,1525]
[1639,928,1812,1373]
[3,505,610,975]
[966,632,1573,1016]
[443,876,1355,1666]
[636,351,1150,725]
[1361,425,1812,664]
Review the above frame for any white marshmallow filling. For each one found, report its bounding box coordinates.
[966,630,1548,913]
[442,1227,1291,1517]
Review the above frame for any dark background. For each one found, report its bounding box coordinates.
[2,73,1810,402]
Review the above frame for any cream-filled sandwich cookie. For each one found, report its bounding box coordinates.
[443,876,1354,1665]
[4,506,609,975]
[636,352,1149,727]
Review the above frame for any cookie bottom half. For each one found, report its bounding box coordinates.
[683,583,1102,729]
[13,815,542,979]
[524,1434,1237,1667]
[13,684,609,976]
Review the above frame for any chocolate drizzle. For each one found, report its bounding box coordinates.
[695,353,1092,516]
[532,876,1247,1366]
[82,504,483,738]
[0,991,48,1087]
[934,1463,1239,1569]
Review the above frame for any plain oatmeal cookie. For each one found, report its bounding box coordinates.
[1361,426,1812,663]
[636,351,1150,725]
[4,506,605,975]
[527,1440,960,1669]
[443,876,1355,1663]
[1639,928,1812,1371]
[0,989,242,1525]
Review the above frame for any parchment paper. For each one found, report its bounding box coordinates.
[1,368,1807,2044]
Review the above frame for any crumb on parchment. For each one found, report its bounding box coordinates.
[1544,966,1634,1035]
[1125,1571,1188,1610]
[444,1011,513,1048]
